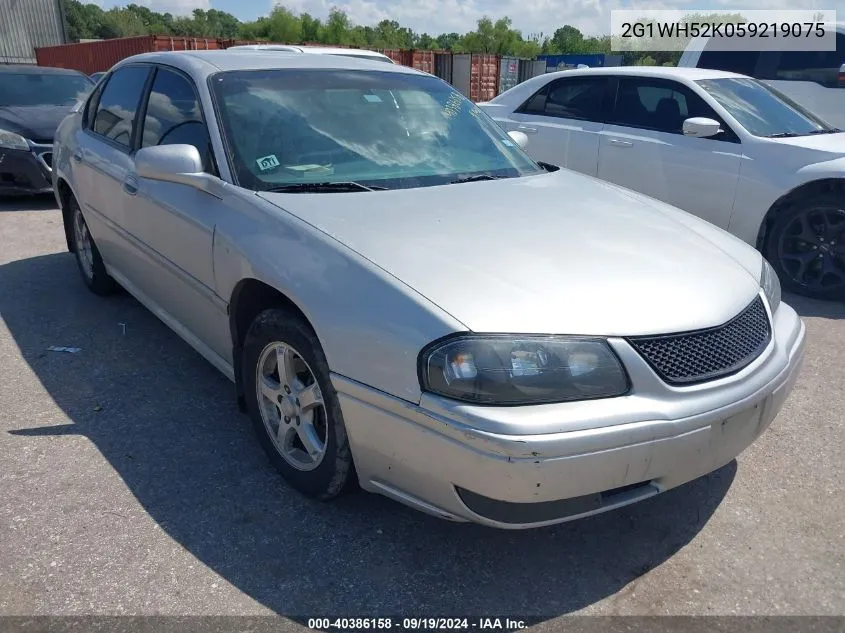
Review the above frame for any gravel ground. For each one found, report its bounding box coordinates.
[0,196,843,622]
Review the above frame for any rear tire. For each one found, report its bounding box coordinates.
[766,193,845,301]
[69,196,117,296]
[242,308,356,500]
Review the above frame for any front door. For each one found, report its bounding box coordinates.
[122,65,231,363]
[597,76,743,230]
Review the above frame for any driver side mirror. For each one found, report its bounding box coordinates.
[507,130,529,150]
[682,117,722,138]
[135,144,223,198]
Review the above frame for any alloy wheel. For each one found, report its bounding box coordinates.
[776,206,845,295]
[255,341,328,471]
[73,205,95,282]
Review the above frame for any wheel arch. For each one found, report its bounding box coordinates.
[228,278,319,413]
[756,178,845,254]
[55,177,76,254]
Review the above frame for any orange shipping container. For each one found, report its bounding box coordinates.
[398,49,436,75]
[35,35,222,75]
[451,53,500,102]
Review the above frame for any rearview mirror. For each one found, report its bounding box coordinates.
[507,130,529,150]
[135,144,222,197]
[682,117,722,138]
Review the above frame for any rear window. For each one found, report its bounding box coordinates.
[696,49,760,76]
[0,71,93,107]
[756,34,845,88]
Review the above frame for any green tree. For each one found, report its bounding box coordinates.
[300,13,323,42]
[264,6,302,43]
[322,8,352,44]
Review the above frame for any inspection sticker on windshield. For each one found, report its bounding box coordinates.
[363,94,382,103]
[256,154,280,171]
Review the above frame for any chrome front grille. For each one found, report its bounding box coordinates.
[626,296,771,385]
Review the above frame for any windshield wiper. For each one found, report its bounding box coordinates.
[265,181,386,193]
[807,128,842,135]
[450,174,503,184]
[766,132,800,138]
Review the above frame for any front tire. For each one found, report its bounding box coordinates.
[69,196,117,296]
[767,194,845,301]
[242,308,355,500]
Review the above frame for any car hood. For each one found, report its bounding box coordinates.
[259,171,764,336]
[0,105,75,143]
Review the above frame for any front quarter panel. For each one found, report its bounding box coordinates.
[213,193,468,403]
[729,148,845,247]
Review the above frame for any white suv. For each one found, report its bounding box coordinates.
[679,23,845,129]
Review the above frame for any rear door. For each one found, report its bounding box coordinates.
[503,75,612,176]
[597,76,742,229]
[74,64,152,276]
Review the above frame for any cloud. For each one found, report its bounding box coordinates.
[133,0,211,16]
[109,0,845,36]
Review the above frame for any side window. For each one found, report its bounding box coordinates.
[697,46,761,76]
[518,77,607,122]
[141,67,214,173]
[759,34,845,88]
[82,81,104,129]
[608,77,736,140]
[92,66,150,148]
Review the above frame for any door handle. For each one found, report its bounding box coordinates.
[72,151,83,163]
[123,177,138,196]
[609,139,633,147]
[517,125,538,134]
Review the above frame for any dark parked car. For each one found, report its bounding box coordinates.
[0,65,93,196]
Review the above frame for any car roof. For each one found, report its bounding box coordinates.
[542,66,746,81]
[230,44,391,58]
[0,64,88,76]
[112,49,420,78]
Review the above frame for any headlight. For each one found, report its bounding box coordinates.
[760,257,781,314]
[0,128,29,151]
[419,335,630,405]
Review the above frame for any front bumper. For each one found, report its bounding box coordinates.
[0,143,53,195]
[333,296,806,528]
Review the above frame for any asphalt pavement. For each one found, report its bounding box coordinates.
[0,196,843,621]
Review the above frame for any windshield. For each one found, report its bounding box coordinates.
[696,77,837,137]
[0,71,93,107]
[210,69,542,191]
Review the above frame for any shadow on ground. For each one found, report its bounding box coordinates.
[1,251,736,618]
[0,194,57,212]
[785,292,845,319]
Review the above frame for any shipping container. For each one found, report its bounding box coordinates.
[395,49,436,74]
[517,58,547,83]
[0,0,67,64]
[434,52,452,84]
[536,53,624,72]
[452,54,500,102]
[35,35,222,75]
[378,49,404,64]
[497,56,519,95]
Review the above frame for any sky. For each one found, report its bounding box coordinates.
[94,0,841,38]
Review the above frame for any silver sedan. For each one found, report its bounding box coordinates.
[52,50,805,529]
